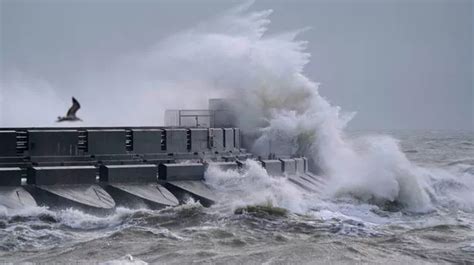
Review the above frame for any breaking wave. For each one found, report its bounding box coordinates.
[1,2,473,214]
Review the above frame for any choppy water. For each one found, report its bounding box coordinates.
[0,130,473,264]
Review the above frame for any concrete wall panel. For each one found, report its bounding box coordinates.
[261,160,283,176]
[210,128,224,152]
[29,130,79,156]
[0,131,17,156]
[132,129,163,154]
[302,157,308,172]
[280,159,296,175]
[234,128,240,149]
[0,167,22,186]
[28,166,96,185]
[294,158,305,174]
[158,163,204,181]
[100,164,157,183]
[87,130,127,154]
[223,128,234,151]
[165,129,187,153]
[190,128,209,152]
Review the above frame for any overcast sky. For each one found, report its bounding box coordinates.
[1,0,472,130]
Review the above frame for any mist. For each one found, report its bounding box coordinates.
[0,0,472,130]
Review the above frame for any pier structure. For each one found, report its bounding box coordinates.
[0,126,317,211]
[0,99,323,211]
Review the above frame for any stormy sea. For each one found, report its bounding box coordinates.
[0,130,472,264]
[1,2,473,264]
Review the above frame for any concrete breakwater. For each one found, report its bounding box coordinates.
[0,127,313,212]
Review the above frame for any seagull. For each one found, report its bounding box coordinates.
[57,97,82,122]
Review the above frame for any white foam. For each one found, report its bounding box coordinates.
[205,160,316,214]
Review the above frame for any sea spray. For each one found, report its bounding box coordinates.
[205,160,314,214]
[1,2,471,212]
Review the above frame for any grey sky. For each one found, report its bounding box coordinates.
[1,0,472,130]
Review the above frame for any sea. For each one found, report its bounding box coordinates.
[0,130,472,264]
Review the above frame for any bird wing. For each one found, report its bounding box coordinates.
[66,97,81,116]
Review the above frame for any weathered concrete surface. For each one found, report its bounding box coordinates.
[234,128,240,149]
[107,183,179,207]
[0,187,37,208]
[131,129,163,154]
[100,164,157,183]
[28,130,79,156]
[165,180,217,204]
[27,166,96,185]
[158,163,205,181]
[165,129,187,153]
[261,160,283,176]
[294,158,305,174]
[0,131,17,157]
[210,128,224,152]
[87,129,127,154]
[35,185,115,209]
[0,167,22,186]
[189,128,209,152]
[223,128,234,151]
[280,159,296,175]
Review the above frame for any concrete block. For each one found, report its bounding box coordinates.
[207,162,239,171]
[280,159,296,175]
[0,131,17,156]
[294,158,305,174]
[223,128,234,151]
[28,130,79,156]
[27,166,96,185]
[302,157,308,172]
[165,129,187,153]
[234,128,240,149]
[87,130,127,154]
[189,128,209,152]
[132,129,163,154]
[210,128,224,152]
[158,163,204,181]
[261,160,283,176]
[0,167,22,186]
[100,164,157,183]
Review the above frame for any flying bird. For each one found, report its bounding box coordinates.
[57,97,82,122]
